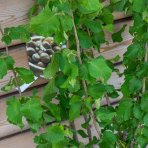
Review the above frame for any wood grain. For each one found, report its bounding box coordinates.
[0,65,124,139]
[0,0,129,49]
[0,0,34,48]
[0,19,132,96]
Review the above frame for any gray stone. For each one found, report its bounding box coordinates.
[27,47,36,56]
[38,50,44,55]
[32,53,40,62]
[40,53,50,63]
[37,62,45,68]
[53,46,61,52]
[27,42,36,49]
[42,41,51,49]
[35,47,40,52]
[46,48,54,55]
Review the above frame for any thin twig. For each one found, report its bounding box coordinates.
[105,94,111,106]
[67,37,79,142]
[0,24,22,98]
[142,42,148,94]
[71,12,101,141]
[70,121,79,142]
[87,28,95,57]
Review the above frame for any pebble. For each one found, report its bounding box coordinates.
[27,47,36,56]
[46,48,54,54]
[38,50,44,55]
[53,46,61,52]
[35,47,40,52]
[42,41,51,49]
[28,56,34,63]
[27,42,36,49]
[40,53,50,63]
[44,37,54,45]
[37,62,45,68]
[32,38,42,42]
[36,40,42,46]
[32,53,40,62]
[27,37,63,69]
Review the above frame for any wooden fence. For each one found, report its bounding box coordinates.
[0,0,133,147]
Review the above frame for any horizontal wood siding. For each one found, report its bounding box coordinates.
[0,1,133,147]
[0,0,129,48]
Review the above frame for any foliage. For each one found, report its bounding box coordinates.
[0,0,148,147]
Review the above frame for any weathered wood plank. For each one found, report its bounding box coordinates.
[0,65,124,139]
[0,0,129,49]
[0,20,132,96]
[0,45,47,96]
[0,0,35,48]
[0,132,36,148]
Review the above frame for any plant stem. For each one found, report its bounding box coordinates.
[142,42,148,94]
[70,121,79,142]
[0,24,22,98]
[105,94,111,106]
[67,37,79,142]
[71,12,101,142]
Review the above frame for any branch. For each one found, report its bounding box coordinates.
[71,12,101,141]
[0,24,22,98]
[87,29,111,107]
[142,42,148,94]
[66,36,79,142]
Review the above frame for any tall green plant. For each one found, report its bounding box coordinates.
[0,0,148,147]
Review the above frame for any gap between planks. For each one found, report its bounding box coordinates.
[0,64,124,141]
[0,0,130,49]
[0,19,132,97]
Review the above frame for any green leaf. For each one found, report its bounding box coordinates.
[117,98,133,122]
[15,67,34,84]
[88,83,106,99]
[133,104,142,120]
[88,57,112,82]
[112,24,126,42]
[21,98,43,122]
[5,56,15,70]
[143,114,148,126]
[2,35,12,45]
[6,97,24,128]
[121,76,142,96]
[44,54,59,79]
[78,31,93,48]
[43,79,58,101]
[0,59,7,79]
[34,133,52,148]
[28,121,41,133]
[1,77,15,92]
[137,62,148,78]
[141,92,148,113]
[3,26,30,42]
[84,20,103,33]
[124,43,145,63]
[30,6,60,36]
[47,125,65,144]
[45,103,61,121]
[78,0,103,14]
[100,9,114,25]
[99,131,117,148]
[95,107,116,125]
[143,127,148,138]
[77,130,88,138]
[129,76,142,94]
[133,0,147,13]
[69,95,81,121]
[59,15,73,32]
[137,135,148,148]
[104,24,114,33]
